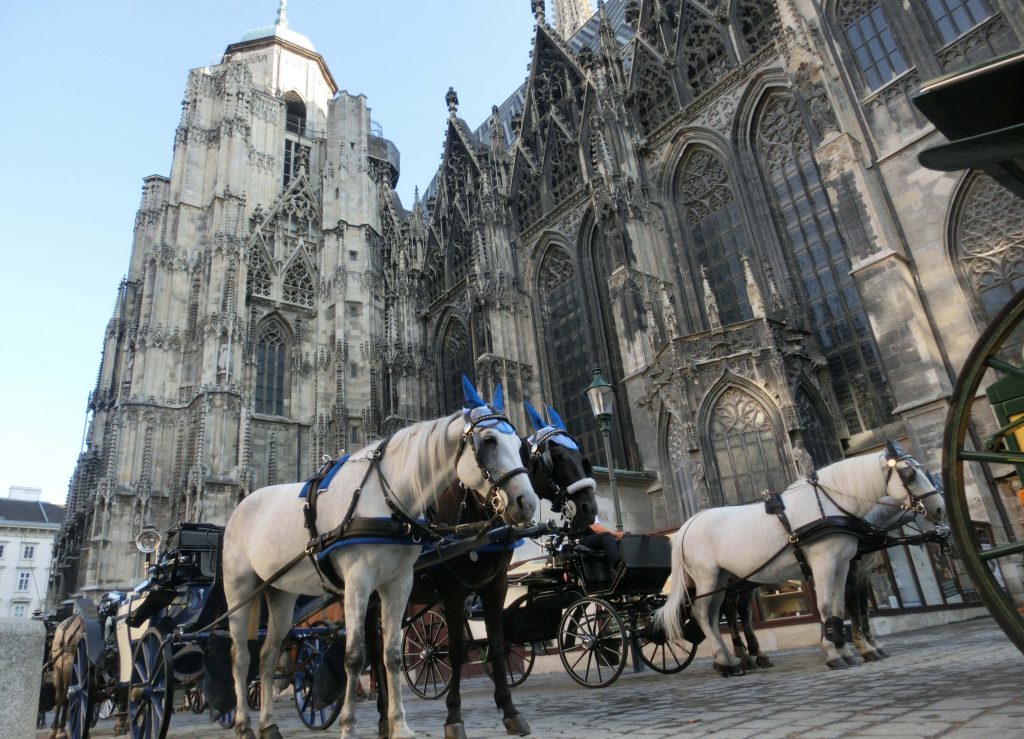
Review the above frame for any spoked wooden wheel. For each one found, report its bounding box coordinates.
[402,607,453,699]
[185,683,206,714]
[292,634,342,730]
[636,611,697,674]
[557,597,626,688]
[128,628,173,739]
[943,285,1024,655]
[66,637,94,739]
[481,641,536,688]
[246,679,261,711]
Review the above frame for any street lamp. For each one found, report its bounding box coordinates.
[586,367,623,532]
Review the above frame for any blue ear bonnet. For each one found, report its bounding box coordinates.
[528,426,579,451]
[463,405,515,434]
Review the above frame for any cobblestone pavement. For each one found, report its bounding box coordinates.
[49,616,1024,739]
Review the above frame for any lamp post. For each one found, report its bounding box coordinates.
[586,367,623,532]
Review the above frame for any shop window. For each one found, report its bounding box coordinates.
[925,0,992,45]
[754,580,814,621]
[838,0,908,90]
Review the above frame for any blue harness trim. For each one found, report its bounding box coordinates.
[475,538,525,553]
[317,537,424,559]
[299,455,349,498]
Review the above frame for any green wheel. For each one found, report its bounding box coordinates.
[942,285,1024,655]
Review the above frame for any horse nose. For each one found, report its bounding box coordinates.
[515,493,535,518]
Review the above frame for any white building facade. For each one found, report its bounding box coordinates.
[1,487,63,617]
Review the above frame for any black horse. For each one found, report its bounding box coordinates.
[374,400,597,739]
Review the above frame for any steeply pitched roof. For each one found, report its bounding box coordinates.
[0,499,65,526]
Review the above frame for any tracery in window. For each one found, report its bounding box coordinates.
[538,247,600,464]
[754,92,895,433]
[516,163,543,230]
[709,388,788,506]
[738,0,780,54]
[248,246,272,298]
[255,319,287,416]
[282,259,314,307]
[953,171,1024,320]
[838,0,907,90]
[925,0,992,45]
[679,3,732,97]
[676,147,752,325]
[548,133,581,206]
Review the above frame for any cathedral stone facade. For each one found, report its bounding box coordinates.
[52,0,1024,606]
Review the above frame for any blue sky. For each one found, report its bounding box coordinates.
[0,1,547,504]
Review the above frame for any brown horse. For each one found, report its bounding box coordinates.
[45,614,83,739]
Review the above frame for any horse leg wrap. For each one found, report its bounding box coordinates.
[504,713,531,736]
[823,617,846,649]
[258,724,283,739]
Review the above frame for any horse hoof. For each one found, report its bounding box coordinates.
[378,719,390,739]
[504,714,531,735]
[826,658,849,670]
[862,650,882,662]
[729,664,746,676]
[712,662,731,677]
[259,724,283,739]
[741,656,757,670]
[755,655,774,669]
[445,723,469,739]
[876,647,890,658]
[842,654,862,666]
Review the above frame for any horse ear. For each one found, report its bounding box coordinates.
[545,404,567,431]
[523,400,546,432]
[491,383,504,412]
[461,374,485,408]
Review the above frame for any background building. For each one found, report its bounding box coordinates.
[1,487,63,618]
[51,0,1024,634]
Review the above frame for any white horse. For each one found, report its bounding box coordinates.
[222,378,539,739]
[655,442,944,674]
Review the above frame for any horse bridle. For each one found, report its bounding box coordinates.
[455,409,529,515]
[883,448,941,515]
[529,426,595,520]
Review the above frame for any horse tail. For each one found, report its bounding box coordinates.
[654,516,698,644]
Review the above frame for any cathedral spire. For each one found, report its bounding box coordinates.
[551,0,594,40]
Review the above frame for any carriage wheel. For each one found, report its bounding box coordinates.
[128,627,173,739]
[185,684,206,714]
[481,641,536,688]
[66,637,94,739]
[246,679,261,711]
[633,601,698,674]
[402,607,452,699]
[943,286,1024,655]
[292,634,342,730]
[557,597,626,688]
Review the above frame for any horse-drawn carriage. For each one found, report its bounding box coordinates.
[401,527,703,694]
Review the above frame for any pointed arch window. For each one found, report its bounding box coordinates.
[952,171,1024,321]
[709,388,788,506]
[440,320,473,414]
[255,319,288,416]
[754,92,895,433]
[538,247,601,463]
[838,0,907,90]
[282,259,315,307]
[676,148,752,325]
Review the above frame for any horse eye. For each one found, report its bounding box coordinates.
[481,435,498,447]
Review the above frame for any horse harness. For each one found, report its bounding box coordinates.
[302,410,529,593]
[764,450,941,580]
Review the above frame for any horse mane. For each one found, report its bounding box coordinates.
[369,411,462,514]
[798,452,885,513]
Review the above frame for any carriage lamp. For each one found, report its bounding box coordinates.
[136,525,161,555]
[585,368,624,533]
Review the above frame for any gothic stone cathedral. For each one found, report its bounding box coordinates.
[51,0,1024,603]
